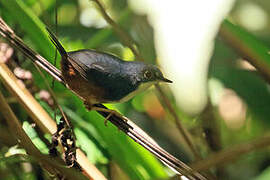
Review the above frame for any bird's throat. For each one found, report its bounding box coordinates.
[117,81,156,103]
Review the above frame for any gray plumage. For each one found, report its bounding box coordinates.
[47,27,172,104]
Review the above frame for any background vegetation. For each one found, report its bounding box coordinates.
[1,0,270,180]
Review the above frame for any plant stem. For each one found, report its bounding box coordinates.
[191,135,270,172]
[92,0,200,160]
[0,88,88,180]
[219,19,270,84]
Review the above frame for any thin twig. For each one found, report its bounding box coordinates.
[200,102,223,178]
[0,89,88,180]
[91,0,200,160]
[52,0,58,88]
[91,0,143,61]
[219,20,270,84]
[0,18,63,82]
[0,18,205,180]
[155,85,201,160]
[0,126,17,146]
[0,17,207,179]
[191,135,270,172]
[0,62,105,180]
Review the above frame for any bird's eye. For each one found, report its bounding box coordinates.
[144,70,152,79]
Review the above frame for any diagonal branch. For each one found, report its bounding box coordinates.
[0,89,88,180]
[219,19,270,84]
[0,63,105,180]
[0,17,206,179]
[0,18,63,82]
[191,135,270,172]
[92,0,143,61]
[155,85,201,159]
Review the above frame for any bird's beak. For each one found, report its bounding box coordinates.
[161,77,173,83]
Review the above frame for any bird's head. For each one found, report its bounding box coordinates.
[117,63,172,103]
[138,64,172,84]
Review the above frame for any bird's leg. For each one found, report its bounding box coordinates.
[84,101,128,126]
[84,101,108,125]
[91,106,129,126]
[83,101,92,111]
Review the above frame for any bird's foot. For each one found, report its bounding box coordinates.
[91,106,128,126]
[83,101,92,111]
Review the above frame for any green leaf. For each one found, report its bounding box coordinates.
[74,128,108,164]
[253,167,270,180]
[0,1,168,179]
[220,20,270,80]
[23,121,48,154]
[65,96,168,180]
[0,0,56,61]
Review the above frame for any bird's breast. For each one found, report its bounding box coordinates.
[114,81,155,103]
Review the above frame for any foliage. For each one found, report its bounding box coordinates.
[1,0,270,180]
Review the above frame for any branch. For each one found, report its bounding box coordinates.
[0,17,206,179]
[0,89,88,180]
[155,85,201,159]
[92,0,143,61]
[0,63,105,180]
[191,135,270,172]
[0,126,17,146]
[0,18,63,82]
[219,20,270,84]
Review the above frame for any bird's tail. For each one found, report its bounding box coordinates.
[46,27,67,58]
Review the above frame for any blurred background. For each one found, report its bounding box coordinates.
[1,0,270,179]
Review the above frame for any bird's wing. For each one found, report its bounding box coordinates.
[67,54,119,82]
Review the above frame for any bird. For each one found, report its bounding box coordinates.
[46,28,172,121]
